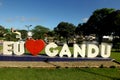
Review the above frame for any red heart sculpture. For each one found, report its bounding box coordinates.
[25,39,46,56]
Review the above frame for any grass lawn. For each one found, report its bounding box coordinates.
[111,51,120,62]
[0,68,119,80]
[0,45,120,80]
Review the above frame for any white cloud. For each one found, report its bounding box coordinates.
[20,16,26,22]
[29,17,39,22]
[5,16,39,23]
[5,18,14,23]
[20,16,39,22]
[81,18,89,23]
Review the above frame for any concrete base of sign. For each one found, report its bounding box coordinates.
[0,54,112,61]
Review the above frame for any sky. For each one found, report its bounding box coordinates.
[0,0,120,30]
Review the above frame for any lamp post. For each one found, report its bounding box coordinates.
[25,25,32,39]
[25,25,32,31]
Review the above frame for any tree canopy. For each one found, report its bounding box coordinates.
[75,8,120,44]
[32,25,50,39]
[79,8,115,35]
[54,22,76,43]
[0,25,6,37]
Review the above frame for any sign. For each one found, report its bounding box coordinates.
[25,39,45,56]
[3,39,112,58]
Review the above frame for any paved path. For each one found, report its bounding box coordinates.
[0,61,119,68]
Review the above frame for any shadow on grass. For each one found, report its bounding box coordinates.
[78,68,120,80]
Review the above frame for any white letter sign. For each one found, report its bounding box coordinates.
[100,43,112,58]
[87,44,99,58]
[59,44,71,57]
[13,42,25,55]
[73,44,86,58]
[3,41,14,55]
[45,43,59,57]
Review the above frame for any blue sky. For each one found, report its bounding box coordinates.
[0,0,120,30]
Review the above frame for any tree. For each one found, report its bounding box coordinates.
[32,25,50,39]
[75,23,82,35]
[102,10,120,50]
[4,32,19,41]
[0,25,6,38]
[103,10,120,36]
[54,22,76,43]
[46,30,55,37]
[87,8,115,34]
[75,23,92,35]
[18,30,27,40]
[81,8,115,44]
[113,10,120,36]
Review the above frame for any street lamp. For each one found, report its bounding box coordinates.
[25,25,32,31]
[25,25,32,39]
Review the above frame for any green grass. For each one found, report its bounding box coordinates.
[0,68,119,80]
[111,52,120,62]
[0,45,120,80]
[0,45,2,50]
